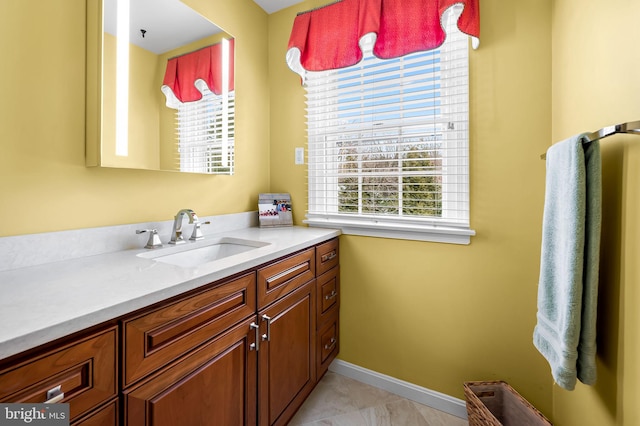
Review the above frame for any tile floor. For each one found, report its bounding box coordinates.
[289,372,469,425]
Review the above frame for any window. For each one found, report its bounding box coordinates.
[304,10,474,244]
[176,82,235,174]
[164,38,235,175]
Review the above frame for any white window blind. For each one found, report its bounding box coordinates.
[304,8,474,244]
[177,83,235,174]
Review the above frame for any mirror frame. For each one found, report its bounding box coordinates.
[85,0,235,174]
[86,0,103,168]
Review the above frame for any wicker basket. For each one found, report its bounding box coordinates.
[463,381,552,426]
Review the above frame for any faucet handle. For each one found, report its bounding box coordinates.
[136,229,163,249]
[189,221,210,241]
[187,210,199,223]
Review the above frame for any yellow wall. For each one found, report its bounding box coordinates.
[0,0,269,236]
[270,1,640,421]
[551,0,640,424]
[268,0,329,223]
[2,0,638,424]
[269,0,554,416]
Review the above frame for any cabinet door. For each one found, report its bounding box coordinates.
[258,281,316,426]
[124,317,258,426]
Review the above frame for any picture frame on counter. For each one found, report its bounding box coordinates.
[258,193,293,227]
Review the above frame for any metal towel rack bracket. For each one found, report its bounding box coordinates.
[541,120,640,159]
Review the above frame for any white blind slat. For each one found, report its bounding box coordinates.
[177,88,234,174]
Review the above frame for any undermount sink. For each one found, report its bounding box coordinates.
[137,237,270,267]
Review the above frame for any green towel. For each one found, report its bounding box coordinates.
[533,134,601,391]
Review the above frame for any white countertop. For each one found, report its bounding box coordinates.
[0,226,340,360]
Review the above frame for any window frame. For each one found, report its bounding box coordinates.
[303,10,475,245]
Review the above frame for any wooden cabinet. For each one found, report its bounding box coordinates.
[257,248,314,309]
[122,273,256,387]
[256,247,319,425]
[0,326,118,425]
[317,315,339,376]
[315,238,339,277]
[315,238,340,378]
[122,273,259,425]
[1,237,339,426]
[316,266,340,378]
[316,264,339,327]
[257,281,316,426]
[122,240,339,426]
[74,400,119,426]
[124,317,258,426]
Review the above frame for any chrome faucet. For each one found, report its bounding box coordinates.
[169,209,204,244]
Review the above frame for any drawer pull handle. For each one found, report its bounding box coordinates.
[45,385,64,404]
[324,290,337,300]
[321,251,337,263]
[270,263,308,284]
[261,315,272,342]
[249,322,260,351]
[324,337,336,351]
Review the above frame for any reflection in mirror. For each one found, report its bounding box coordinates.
[87,0,235,174]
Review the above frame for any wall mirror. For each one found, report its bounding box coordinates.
[86,0,236,174]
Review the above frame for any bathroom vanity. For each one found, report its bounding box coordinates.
[0,225,340,425]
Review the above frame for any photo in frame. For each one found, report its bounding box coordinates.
[258,193,293,227]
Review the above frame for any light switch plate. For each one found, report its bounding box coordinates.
[295,147,304,165]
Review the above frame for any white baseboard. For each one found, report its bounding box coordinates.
[328,359,468,420]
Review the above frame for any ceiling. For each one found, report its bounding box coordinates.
[103,0,306,55]
[104,0,223,54]
[253,0,305,14]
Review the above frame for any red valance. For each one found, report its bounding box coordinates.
[286,0,479,82]
[161,38,235,108]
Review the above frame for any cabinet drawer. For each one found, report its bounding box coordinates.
[123,273,256,387]
[317,266,339,327]
[316,238,339,277]
[257,248,315,309]
[317,313,339,378]
[0,326,117,423]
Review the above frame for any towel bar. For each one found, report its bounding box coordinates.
[541,119,640,159]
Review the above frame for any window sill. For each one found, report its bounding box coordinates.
[304,215,475,245]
